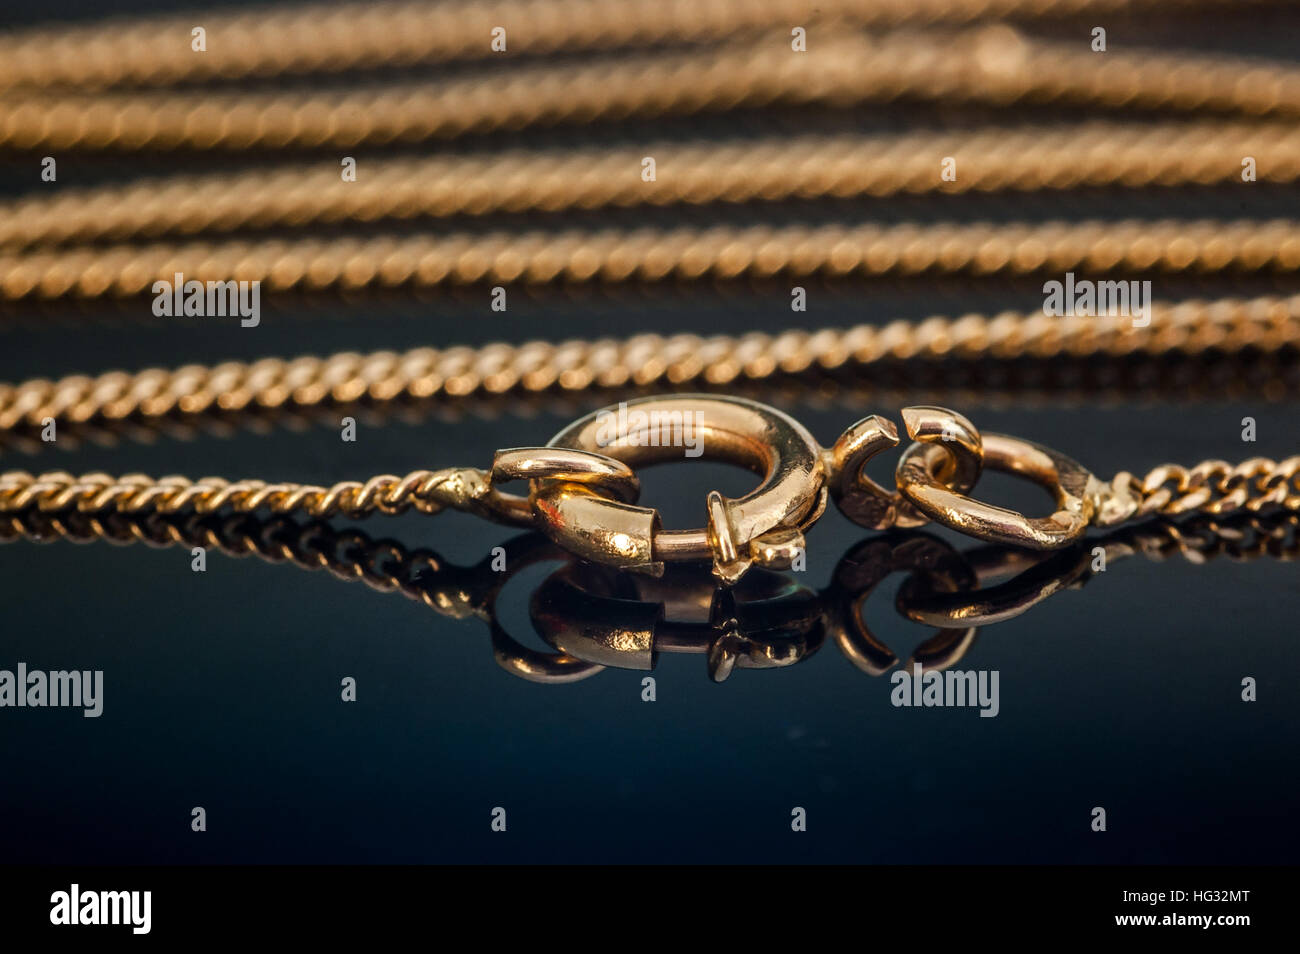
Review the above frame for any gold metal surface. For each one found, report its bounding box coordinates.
[896,425,1103,549]
[537,394,828,581]
[2,1,1299,581]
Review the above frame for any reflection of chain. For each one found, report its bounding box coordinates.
[1103,509,1299,563]
[3,508,1291,681]
[2,509,476,611]
[4,218,1299,301]
[6,121,1298,250]
[897,510,1299,627]
[6,24,1300,152]
[0,510,599,681]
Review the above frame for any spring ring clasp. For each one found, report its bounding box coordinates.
[528,394,828,583]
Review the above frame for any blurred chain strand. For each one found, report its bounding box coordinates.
[2,218,1299,300]
[3,120,1299,250]
[0,0,1271,93]
[6,25,1300,151]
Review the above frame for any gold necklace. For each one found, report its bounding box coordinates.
[4,309,1297,583]
[2,3,1297,585]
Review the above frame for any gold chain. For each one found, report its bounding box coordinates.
[2,295,1298,563]
[8,454,1293,526]
[5,218,1300,300]
[3,3,1299,580]
[0,294,1295,430]
[7,24,1300,152]
[0,0,1256,93]
[4,120,1298,251]
[0,467,499,520]
[1119,460,1300,519]
[3,348,1290,463]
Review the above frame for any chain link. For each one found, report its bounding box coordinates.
[0,466,504,520]
[1119,458,1300,519]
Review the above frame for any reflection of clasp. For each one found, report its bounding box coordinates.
[896,543,1095,628]
[6,507,1293,684]
[476,534,609,685]
[823,533,979,676]
[529,562,824,682]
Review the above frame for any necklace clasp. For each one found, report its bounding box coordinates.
[531,395,828,583]
[893,409,1105,550]
[515,395,1110,584]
